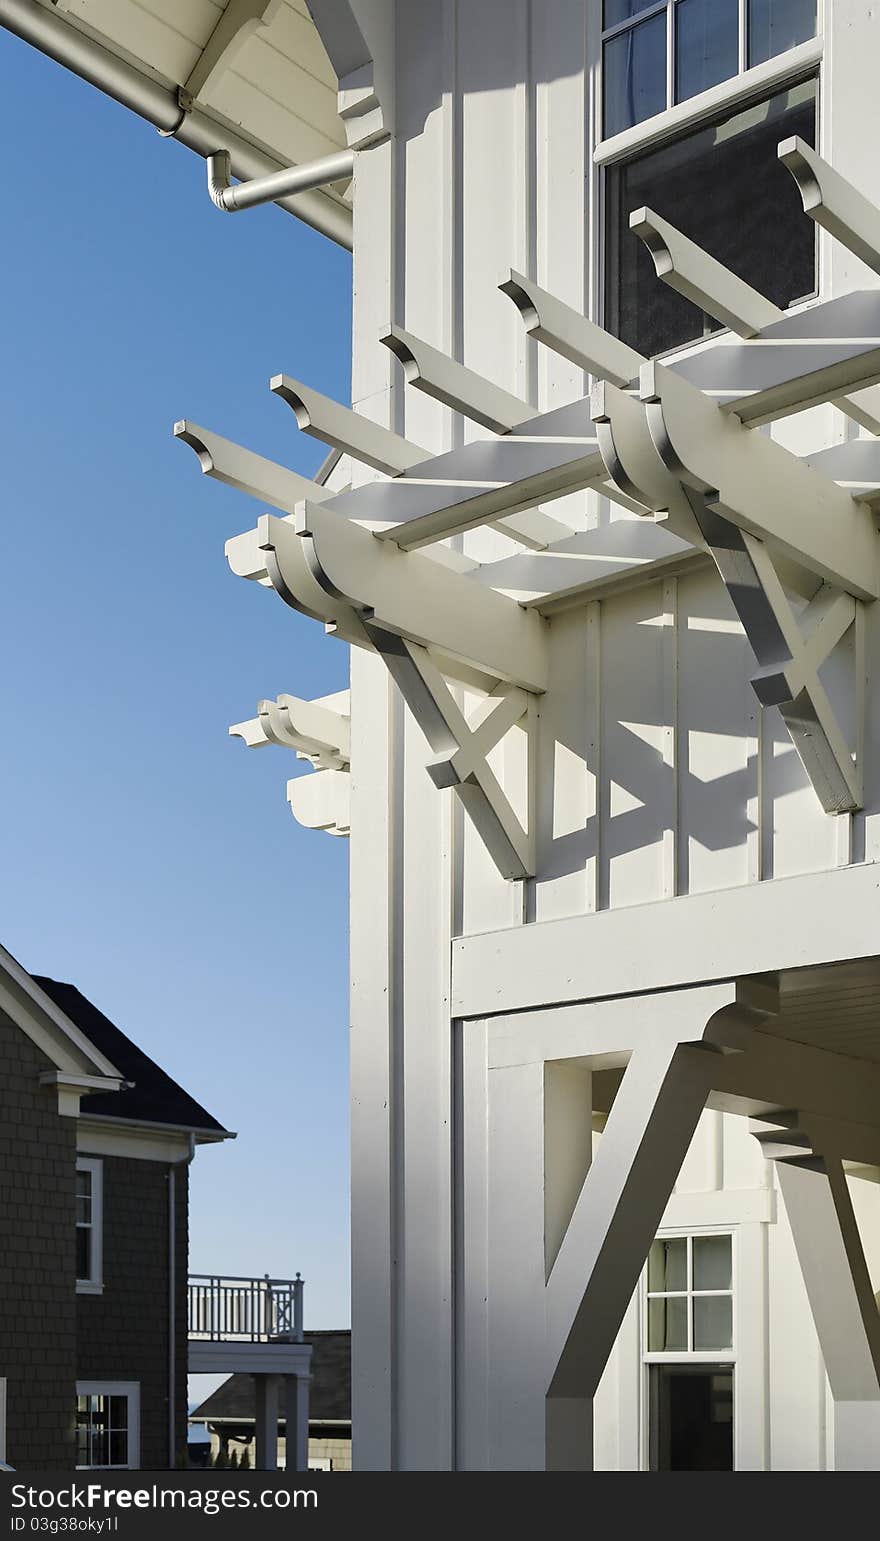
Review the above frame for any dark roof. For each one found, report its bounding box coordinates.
[34,976,229,1137]
[191,1332,351,1425]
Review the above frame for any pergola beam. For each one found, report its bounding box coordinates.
[594,363,879,597]
[174,421,333,513]
[780,135,880,278]
[259,506,548,691]
[271,373,428,475]
[500,269,644,384]
[380,323,533,432]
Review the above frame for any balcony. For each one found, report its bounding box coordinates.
[187,1273,311,1382]
[188,1273,304,1344]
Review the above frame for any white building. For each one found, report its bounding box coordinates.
[6,0,880,1471]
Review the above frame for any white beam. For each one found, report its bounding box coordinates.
[629,206,780,338]
[628,206,880,432]
[451,859,880,1019]
[499,270,644,384]
[771,1150,880,1467]
[780,135,880,278]
[261,507,548,692]
[546,1008,731,1396]
[380,323,533,432]
[183,0,281,102]
[271,373,428,474]
[174,421,332,513]
[594,364,879,596]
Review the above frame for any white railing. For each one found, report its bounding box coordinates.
[188,1273,304,1343]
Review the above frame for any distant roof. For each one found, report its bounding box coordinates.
[191,1332,351,1425]
[34,977,230,1138]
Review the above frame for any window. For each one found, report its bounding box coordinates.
[76,1157,103,1294]
[601,0,817,138]
[605,75,817,356]
[644,1233,735,1470]
[75,1383,139,1469]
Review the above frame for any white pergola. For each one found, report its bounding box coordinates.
[179,135,880,875]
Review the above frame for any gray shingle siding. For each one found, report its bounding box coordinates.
[76,1154,189,1469]
[0,1007,77,1470]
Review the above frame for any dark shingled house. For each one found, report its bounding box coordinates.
[0,945,231,1470]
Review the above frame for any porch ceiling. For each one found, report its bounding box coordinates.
[768,958,880,1065]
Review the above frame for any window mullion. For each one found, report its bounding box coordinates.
[667,0,675,108]
[738,0,748,74]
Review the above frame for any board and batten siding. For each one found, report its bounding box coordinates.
[347,0,880,1470]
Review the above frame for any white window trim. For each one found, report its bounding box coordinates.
[595,32,822,164]
[76,1382,140,1471]
[639,1226,738,1470]
[0,1378,7,1466]
[76,1156,104,1296]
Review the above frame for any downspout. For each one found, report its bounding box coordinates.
[0,0,353,249]
[168,1134,196,1470]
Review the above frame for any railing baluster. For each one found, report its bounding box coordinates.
[186,1273,305,1343]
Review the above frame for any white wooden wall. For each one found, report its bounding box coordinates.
[347,0,880,1470]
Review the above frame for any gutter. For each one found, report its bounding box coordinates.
[0,0,353,249]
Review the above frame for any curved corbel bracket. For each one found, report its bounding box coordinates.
[380,323,532,433]
[500,270,644,385]
[779,136,880,278]
[290,503,548,692]
[628,208,781,338]
[639,362,879,600]
[590,379,701,545]
[259,693,350,767]
[270,373,427,474]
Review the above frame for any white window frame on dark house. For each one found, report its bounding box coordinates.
[599,0,819,142]
[75,1383,139,1471]
[641,1229,736,1470]
[75,1156,103,1296]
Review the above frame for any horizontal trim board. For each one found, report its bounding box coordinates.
[452,862,880,1018]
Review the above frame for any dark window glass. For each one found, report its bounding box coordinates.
[676,0,739,103]
[603,12,667,137]
[605,78,816,356]
[76,1225,91,1282]
[604,0,661,28]
[749,0,816,67]
[650,1366,734,1470]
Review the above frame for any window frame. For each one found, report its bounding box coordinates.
[640,1227,737,1470]
[75,1156,104,1296]
[75,1382,140,1471]
[643,1228,736,1362]
[598,0,820,149]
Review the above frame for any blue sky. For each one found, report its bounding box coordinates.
[0,31,353,1337]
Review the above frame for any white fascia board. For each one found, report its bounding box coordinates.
[77,1118,194,1163]
[0,945,122,1080]
[188,1340,312,1376]
[78,1113,235,1146]
[452,861,880,1019]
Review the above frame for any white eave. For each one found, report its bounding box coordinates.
[7,0,350,228]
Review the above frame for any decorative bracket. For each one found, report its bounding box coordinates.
[230,691,352,838]
[367,628,535,880]
[692,500,863,813]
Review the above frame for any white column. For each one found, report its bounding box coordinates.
[283,1375,311,1472]
[775,1154,880,1470]
[254,1374,280,1471]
